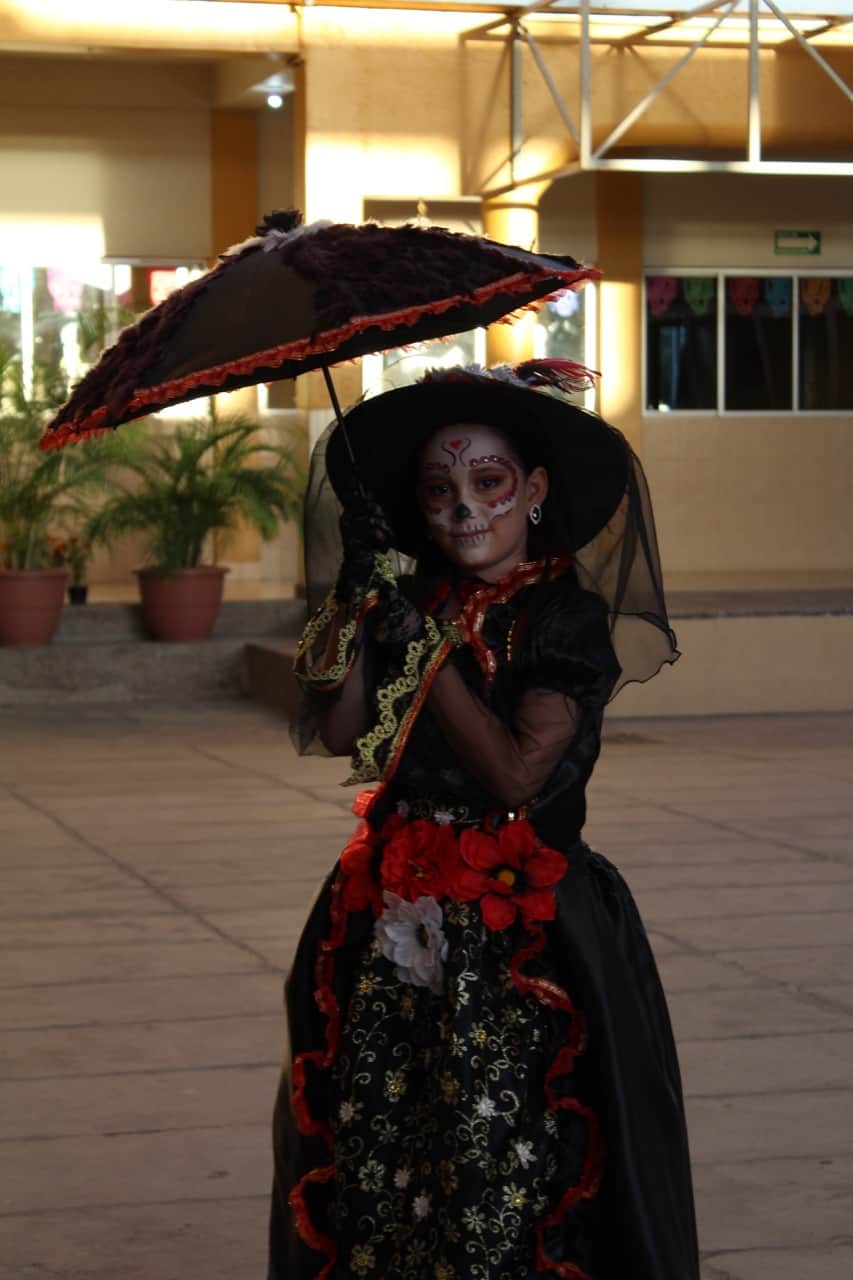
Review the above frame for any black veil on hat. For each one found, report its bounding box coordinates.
[302,363,679,697]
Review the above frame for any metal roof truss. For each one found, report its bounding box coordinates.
[474,0,853,194]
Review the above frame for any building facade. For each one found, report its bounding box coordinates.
[1,1,851,623]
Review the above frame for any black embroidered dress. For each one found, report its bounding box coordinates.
[269,568,699,1280]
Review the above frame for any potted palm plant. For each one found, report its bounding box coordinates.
[0,348,115,645]
[50,535,92,604]
[88,408,303,642]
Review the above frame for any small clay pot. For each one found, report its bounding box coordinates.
[136,566,229,642]
[68,584,88,605]
[0,569,68,646]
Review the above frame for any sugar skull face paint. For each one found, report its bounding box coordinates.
[416,424,544,580]
[420,427,520,537]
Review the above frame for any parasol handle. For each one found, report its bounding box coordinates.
[322,363,368,504]
[322,366,355,463]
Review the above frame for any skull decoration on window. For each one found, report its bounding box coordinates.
[683,277,715,317]
[763,278,792,319]
[727,277,760,318]
[646,276,678,318]
[800,277,832,318]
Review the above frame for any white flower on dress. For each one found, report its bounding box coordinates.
[514,1140,535,1169]
[433,809,455,826]
[413,1192,432,1220]
[394,1167,412,1189]
[358,1158,385,1192]
[374,892,448,995]
[475,1095,497,1119]
[338,1100,355,1126]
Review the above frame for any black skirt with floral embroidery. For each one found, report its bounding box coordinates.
[268,579,700,1280]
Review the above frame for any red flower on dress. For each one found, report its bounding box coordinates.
[339,822,383,915]
[459,820,568,931]
[380,818,458,902]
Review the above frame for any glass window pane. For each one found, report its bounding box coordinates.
[646,275,717,411]
[0,262,22,364]
[378,330,480,391]
[1,256,205,411]
[724,276,792,411]
[798,277,853,412]
[34,265,117,393]
[536,289,585,364]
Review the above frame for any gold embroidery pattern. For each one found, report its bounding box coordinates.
[293,553,458,786]
[328,906,594,1279]
[293,592,361,690]
[293,552,398,691]
[294,589,337,670]
[347,616,453,784]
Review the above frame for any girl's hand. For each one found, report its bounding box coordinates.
[335,487,395,604]
[372,583,426,647]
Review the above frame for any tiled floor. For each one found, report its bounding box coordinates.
[1,704,851,1280]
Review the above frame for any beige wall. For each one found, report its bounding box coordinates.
[257,98,295,225]
[538,172,598,265]
[299,10,473,223]
[539,170,853,576]
[644,173,853,270]
[1,28,850,589]
[0,56,213,260]
[640,172,853,576]
[613,615,853,717]
[645,415,853,575]
[0,54,303,587]
[537,170,853,280]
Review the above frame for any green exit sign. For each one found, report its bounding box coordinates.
[774,230,821,256]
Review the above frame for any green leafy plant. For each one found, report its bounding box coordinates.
[50,534,90,586]
[88,410,304,575]
[76,299,137,365]
[0,346,120,571]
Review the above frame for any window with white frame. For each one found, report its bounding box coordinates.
[362,286,597,405]
[645,272,853,414]
[363,328,487,396]
[0,259,205,407]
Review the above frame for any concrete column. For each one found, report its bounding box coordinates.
[482,191,542,367]
[594,171,644,455]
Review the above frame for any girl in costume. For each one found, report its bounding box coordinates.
[268,364,699,1280]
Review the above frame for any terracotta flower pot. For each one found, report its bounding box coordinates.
[0,569,68,646]
[136,566,229,642]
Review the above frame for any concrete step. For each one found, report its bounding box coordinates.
[4,593,851,714]
[0,599,307,706]
[0,639,256,706]
[53,599,306,644]
[667,586,853,618]
[243,640,300,718]
[242,609,853,720]
[616,611,853,717]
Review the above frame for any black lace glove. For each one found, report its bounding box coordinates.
[372,581,427,647]
[335,483,395,605]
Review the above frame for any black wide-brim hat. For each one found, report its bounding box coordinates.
[325,375,631,555]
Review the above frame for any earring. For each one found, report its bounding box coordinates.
[528,504,542,526]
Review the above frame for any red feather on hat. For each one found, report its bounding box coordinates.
[513,358,599,395]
